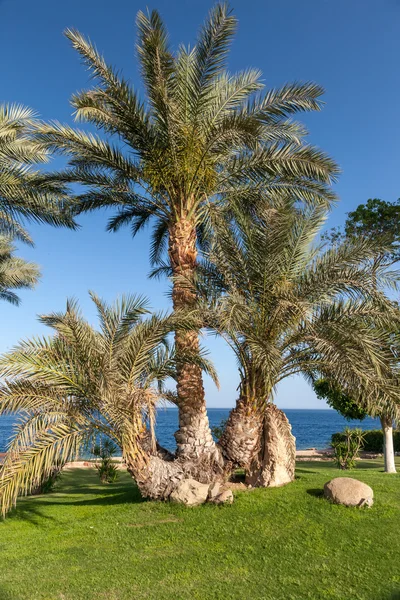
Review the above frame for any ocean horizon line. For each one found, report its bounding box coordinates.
[157,406,335,411]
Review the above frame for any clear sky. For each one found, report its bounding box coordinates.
[1,0,399,408]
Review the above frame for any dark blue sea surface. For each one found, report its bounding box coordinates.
[0,409,380,454]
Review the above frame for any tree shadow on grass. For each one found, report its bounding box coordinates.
[0,587,19,600]
[296,460,389,475]
[354,461,387,471]
[1,501,57,527]
[306,488,324,498]
[55,470,144,503]
[3,472,145,526]
[46,484,145,508]
[295,468,321,475]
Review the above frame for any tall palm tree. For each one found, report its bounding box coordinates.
[201,205,400,486]
[0,104,76,244]
[0,236,40,305]
[0,293,217,515]
[36,3,339,463]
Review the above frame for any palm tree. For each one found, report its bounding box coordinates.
[0,104,76,244]
[202,204,400,486]
[0,236,40,305]
[0,293,217,515]
[36,3,339,463]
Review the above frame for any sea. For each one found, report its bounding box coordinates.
[0,408,381,454]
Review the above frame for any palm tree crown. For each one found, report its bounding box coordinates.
[0,104,76,245]
[206,205,400,411]
[37,4,338,260]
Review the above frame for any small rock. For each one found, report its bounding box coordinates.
[324,477,373,507]
[170,478,209,506]
[208,481,221,500]
[210,489,234,505]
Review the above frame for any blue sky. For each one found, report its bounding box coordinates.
[1,0,399,408]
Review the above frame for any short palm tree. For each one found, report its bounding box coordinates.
[36,3,339,461]
[202,205,400,486]
[0,293,216,515]
[0,104,76,244]
[0,236,40,305]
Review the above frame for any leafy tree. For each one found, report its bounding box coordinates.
[0,293,217,515]
[199,204,400,485]
[324,198,400,263]
[36,3,338,463]
[313,375,399,473]
[0,104,76,244]
[0,236,40,305]
[322,197,400,473]
[313,379,368,421]
[345,199,400,261]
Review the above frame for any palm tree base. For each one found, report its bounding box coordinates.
[218,398,263,468]
[246,405,296,488]
[126,405,296,501]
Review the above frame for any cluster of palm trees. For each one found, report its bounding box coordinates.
[0,3,398,515]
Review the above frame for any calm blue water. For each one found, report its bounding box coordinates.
[0,409,380,454]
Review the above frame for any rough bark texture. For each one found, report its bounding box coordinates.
[123,401,297,501]
[168,218,221,467]
[218,396,263,469]
[246,404,296,488]
[380,414,397,474]
[124,435,226,502]
[125,451,186,500]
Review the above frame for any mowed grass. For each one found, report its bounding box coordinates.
[0,461,399,600]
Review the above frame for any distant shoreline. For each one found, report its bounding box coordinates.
[158,407,336,411]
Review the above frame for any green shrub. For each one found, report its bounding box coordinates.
[92,439,119,484]
[331,427,365,470]
[211,419,227,441]
[31,461,63,495]
[332,429,400,452]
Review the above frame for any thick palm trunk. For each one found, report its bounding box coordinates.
[168,218,221,470]
[220,398,296,488]
[124,427,222,501]
[380,414,396,474]
[122,426,184,499]
[246,404,296,488]
[219,396,263,469]
[125,450,185,500]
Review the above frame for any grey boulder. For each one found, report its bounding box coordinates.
[324,477,373,507]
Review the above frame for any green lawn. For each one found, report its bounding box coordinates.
[1,461,399,600]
